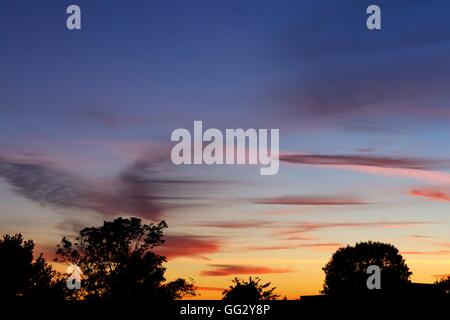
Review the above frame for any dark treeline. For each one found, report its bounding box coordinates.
[1,217,449,309]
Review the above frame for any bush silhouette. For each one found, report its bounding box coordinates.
[322,241,411,297]
[222,277,279,302]
[55,217,195,303]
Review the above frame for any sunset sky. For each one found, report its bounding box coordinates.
[1,0,450,299]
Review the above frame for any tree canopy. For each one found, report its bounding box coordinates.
[322,241,411,297]
[435,276,450,295]
[55,217,195,302]
[0,233,60,302]
[2,226,449,306]
[222,277,279,302]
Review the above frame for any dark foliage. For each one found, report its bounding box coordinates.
[0,233,63,302]
[322,241,411,297]
[222,277,279,302]
[54,217,195,303]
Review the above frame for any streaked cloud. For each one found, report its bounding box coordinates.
[279,153,450,183]
[401,250,450,255]
[409,188,450,202]
[195,220,430,235]
[0,153,226,220]
[275,2,450,132]
[201,264,291,276]
[297,242,343,251]
[280,153,448,170]
[282,235,317,241]
[407,234,433,240]
[254,195,367,206]
[194,220,275,229]
[277,221,431,236]
[246,245,295,251]
[247,242,342,251]
[0,156,97,212]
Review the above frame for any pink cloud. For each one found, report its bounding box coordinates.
[279,153,450,183]
[156,235,221,260]
[345,165,450,184]
[409,188,450,202]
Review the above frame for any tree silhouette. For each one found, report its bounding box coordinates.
[55,217,195,302]
[0,233,60,302]
[222,277,279,302]
[322,241,411,297]
[435,276,450,295]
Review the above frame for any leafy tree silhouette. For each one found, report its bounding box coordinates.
[55,217,195,303]
[322,241,411,297]
[435,276,450,295]
[0,233,61,302]
[222,277,279,302]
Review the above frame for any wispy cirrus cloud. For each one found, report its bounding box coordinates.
[0,154,166,219]
[0,155,98,212]
[297,242,342,251]
[407,234,433,240]
[406,235,450,247]
[247,242,342,251]
[194,220,430,235]
[274,2,450,132]
[78,108,123,130]
[277,221,431,236]
[254,195,367,206]
[0,152,226,221]
[246,245,295,251]
[201,264,291,276]
[279,153,450,183]
[282,235,317,241]
[401,250,450,256]
[279,153,449,170]
[194,220,275,229]
[346,166,450,184]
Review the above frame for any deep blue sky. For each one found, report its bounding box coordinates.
[2,0,450,142]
